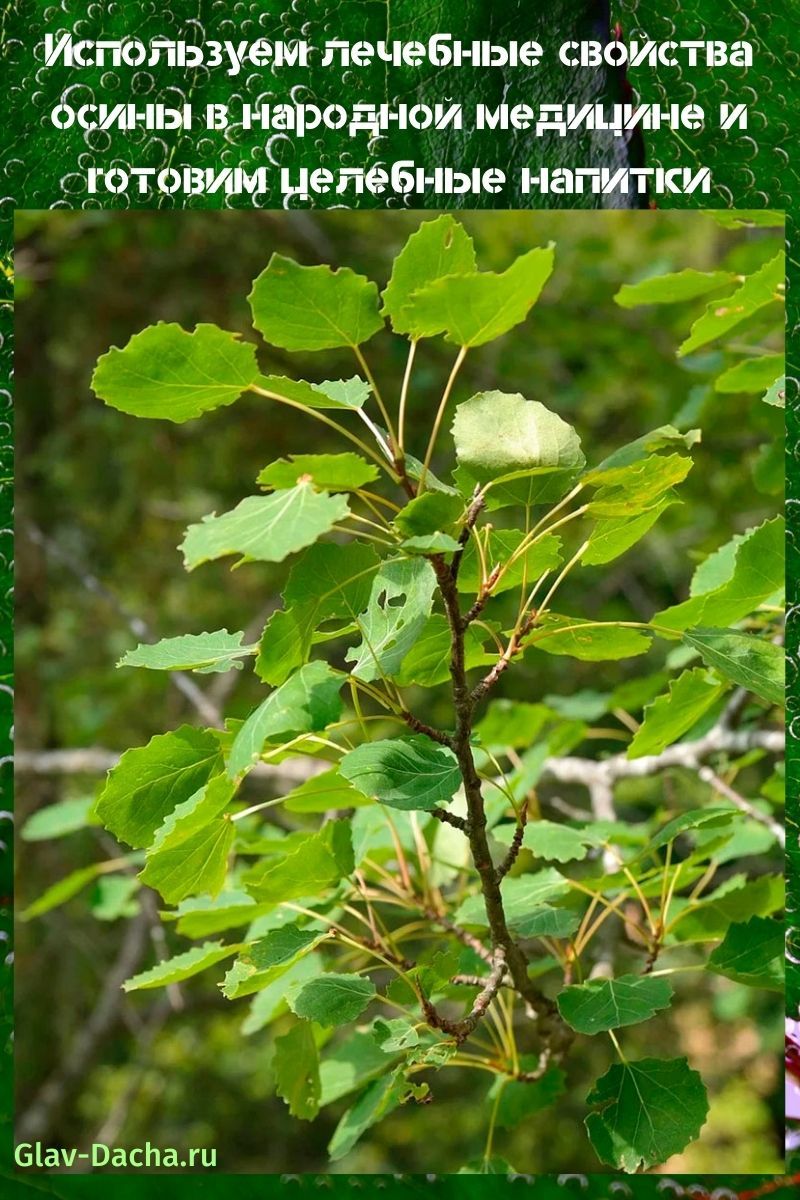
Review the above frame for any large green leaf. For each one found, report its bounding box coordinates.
[707,916,783,991]
[394,491,465,538]
[585,1057,708,1172]
[95,726,223,849]
[180,484,350,571]
[139,775,236,904]
[678,252,784,356]
[683,628,784,708]
[525,615,651,661]
[289,973,377,1027]
[346,557,436,682]
[118,630,256,675]
[584,496,679,567]
[257,453,378,492]
[273,1021,321,1120]
[92,322,259,422]
[557,975,673,1035]
[244,820,353,904]
[627,668,727,759]
[655,517,784,630]
[123,941,241,992]
[228,662,343,778]
[452,392,583,483]
[339,736,460,812]
[585,454,692,516]
[393,615,492,688]
[249,254,383,351]
[407,245,555,346]
[590,426,701,475]
[614,268,734,308]
[381,215,476,337]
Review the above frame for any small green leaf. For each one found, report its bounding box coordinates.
[407,245,555,347]
[228,661,343,778]
[646,807,737,855]
[249,254,383,351]
[123,941,240,992]
[257,452,378,492]
[327,1072,406,1161]
[95,726,222,849]
[381,215,477,337]
[139,775,236,904]
[585,1057,708,1172]
[394,615,492,688]
[372,1017,419,1052]
[515,819,596,863]
[715,353,784,394]
[557,975,673,1034]
[118,630,256,674]
[21,796,95,842]
[21,862,112,920]
[678,253,784,356]
[584,454,692,516]
[244,821,353,904]
[282,767,372,813]
[455,870,569,927]
[452,392,584,483]
[584,496,679,567]
[346,557,436,682]
[526,615,651,661]
[509,905,581,939]
[707,916,783,990]
[655,517,784,631]
[394,491,464,538]
[474,700,552,749]
[684,628,784,707]
[457,531,563,596]
[614,268,734,308]
[274,1021,321,1120]
[339,736,461,812]
[256,374,371,411]
[92,323,259,422]
[762,375,786,408]
[290,973,377,1027]
[180,484,350,571]
[591,426,701,475]
[627,668,727,759]
[400,533,462,554]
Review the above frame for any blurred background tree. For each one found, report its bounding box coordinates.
[14,210,783,1173]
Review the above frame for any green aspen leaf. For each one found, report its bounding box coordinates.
[614,268,734,308]
[394,491,465,538]
[346,557,436,682]
[180,484,350,571]
[525,615,651,661]
[646,807,737,855]
[319,1031,399,1106]
[139,775,236,904]
[247,924,329,971]
[255,605,314,687]
[655,517,784,631]
[678,253,784,356]
[91,876,140,922]
[670,875,784,943]
[257,374,371,411]
[241,954,321,1035]
[21,862,112,921]
[707,916,783,990]
[452,392,584,482]
[92,322,259,422]
[257,453,378,492]
[400,533,462,554]
[118,630,256,674]
[684,628,784,707]
[372,1017,419,1052]
[289,973,377,1027]
[394,615,493,688]
[457,531,563,595]
[274,1021,321,1120]
[557,975,673,1034]
[585,454,693,516]
[123,941,241,992]
[327,1072,406,1162]
[584,495,680,567]
[488,1067,566,1130]
[339,736,461,812]
[407,245,555,347]
[381,215,477,336]
[508,905,581,939]
[627,668,727,759]
[513,819,596,863]
[282,767,372,813]
[763,375,786,408]
[249,254,383,351]
[585,1058,708,1172]
[455,870,569,927]
[591,426,701,474]
[21,796,95,842]
[95,725,223,849]
[228,662,343,778]
[244,820,353,904]
[715,353,784,394]
[175,890,263,939]
[474,700,552,749]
